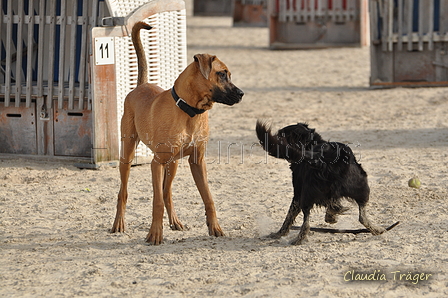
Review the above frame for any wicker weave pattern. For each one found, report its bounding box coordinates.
[106,0,151,17]
[114,10,187,159]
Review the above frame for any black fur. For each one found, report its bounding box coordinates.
[256,120,385,245]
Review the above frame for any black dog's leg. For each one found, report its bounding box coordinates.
[269,198,301,239]
[358,204,385,235]
[290,205,312,245]
[325,203,350,224]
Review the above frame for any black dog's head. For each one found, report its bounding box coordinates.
[277,123,323,149]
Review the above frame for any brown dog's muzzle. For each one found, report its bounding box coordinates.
[212,85,244,106]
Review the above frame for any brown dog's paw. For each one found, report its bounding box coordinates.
[146,226,164,245]
[111,217,125,233]
[169,217,185,231]
[170,223,185,231]
[208,224,225,237]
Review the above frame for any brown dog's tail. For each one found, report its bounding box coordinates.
[256,120,304,162]
[132,22,152,86]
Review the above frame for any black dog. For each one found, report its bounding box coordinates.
[256,121,385,245]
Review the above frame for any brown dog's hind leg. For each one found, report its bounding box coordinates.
[269,198,301,239]
[290,206,312,245]
[111,124,139,233]
[189,154,224,237]
[358,204,386,235]
[163,161,185,231]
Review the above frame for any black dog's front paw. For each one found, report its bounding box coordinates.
[290,234,308,245]
[268,231,284,239]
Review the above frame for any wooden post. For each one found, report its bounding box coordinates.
[91,30,119,163]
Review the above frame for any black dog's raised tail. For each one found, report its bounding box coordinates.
[256,120,303,162]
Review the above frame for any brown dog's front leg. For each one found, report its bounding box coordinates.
[146,160,166,245]
[189,156,224,237]
[112,121,138,233]
[111,157,133,233]
[112,185,127,233]
[163,161,185,230]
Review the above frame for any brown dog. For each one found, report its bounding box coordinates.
[111,22,244,245]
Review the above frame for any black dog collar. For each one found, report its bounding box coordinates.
[171,87,206,118]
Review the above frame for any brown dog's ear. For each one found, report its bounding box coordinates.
[194,54,216,79]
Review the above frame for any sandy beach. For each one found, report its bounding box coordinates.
[1,15,448,297]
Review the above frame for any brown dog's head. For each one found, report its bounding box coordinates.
[193,54,244,106]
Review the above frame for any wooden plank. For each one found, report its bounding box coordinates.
[310,0,315,22]
[369,0,378,43]
[36,95,54,156]
[78,0,89,110]
[5,0,13,107]
[319,0,325,17]
[370,0,394,85]
[387,0,393,51]
[25,0,35,107]
[47,0,56,108]
[57,0,67,110]
[15,0,24,107]
[68,0,78,110]
[289,0,295,22]
[347,0,353,21]
[279,0,286,22]
[381,0,388,51]
[407,0,413,51]
[333,0,342,22]
[0,2,2,102]
[418,0,424,51]
[97,0,105,26]
[0,102,37,154]
[439,0,448,38]
[360,0,368,46]
[92,63,119,162]
[369,0,380,82]
[371,80,448,88]
[36,0,45,99]
[92,0,99,31]
[397,0,403,51]
[268,0,279,46]
[297,0,305,22]
[345,0,354,21]
[390,31,448,43]
[53,100,92,157]
[0,0,4,101]
[428,0,434,51]
[89,0,99,106]
[91,29,119,163]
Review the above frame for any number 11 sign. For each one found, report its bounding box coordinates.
[94,37,115,65]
